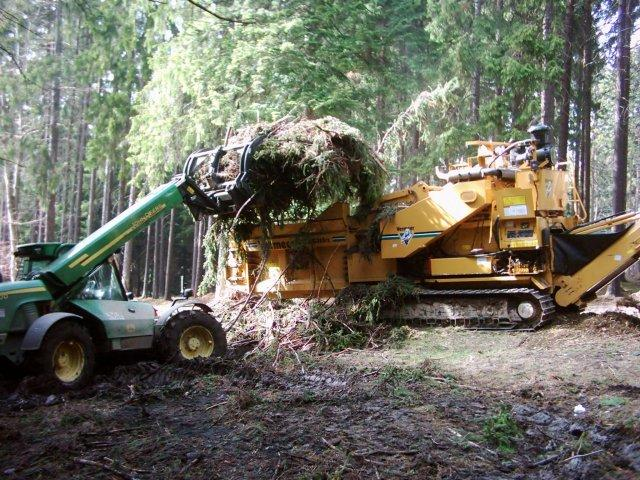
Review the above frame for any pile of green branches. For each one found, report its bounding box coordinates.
[224,116,385,226]
[200,116,386,293]
[311,275,417,351]
[214,275,418,353]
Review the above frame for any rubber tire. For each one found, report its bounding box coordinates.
[37,321,95,390]
[159,310,227,362]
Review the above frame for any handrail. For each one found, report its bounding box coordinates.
[567,186,588,223]
[571,211,640,235]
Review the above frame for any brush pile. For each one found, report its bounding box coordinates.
[215,276,417,353]
[200,116,386,292]
[219,116,385,235]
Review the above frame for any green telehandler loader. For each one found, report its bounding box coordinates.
[0,137,265,388]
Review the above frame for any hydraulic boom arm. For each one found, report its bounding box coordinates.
[38,135,266,296]
[41,180,186,293]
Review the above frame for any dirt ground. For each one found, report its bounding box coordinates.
[1,309,639,479]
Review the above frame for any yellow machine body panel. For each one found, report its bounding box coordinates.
[348,253,397,283]
[380,179,491,259]
[430,256,493,276]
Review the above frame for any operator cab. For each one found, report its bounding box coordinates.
[14,243,75,280]
[76,258,131,301]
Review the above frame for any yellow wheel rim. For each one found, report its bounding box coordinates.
[179,326,214,359]
[52,340,85,383]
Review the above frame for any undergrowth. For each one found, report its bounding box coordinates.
[376,366,427,405]
[482,406,522,453]
[312,275,416,351]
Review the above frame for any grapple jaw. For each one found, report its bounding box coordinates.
[180,135,266,219]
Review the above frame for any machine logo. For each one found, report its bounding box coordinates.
[545,180,553,198]
[400,228,414,245]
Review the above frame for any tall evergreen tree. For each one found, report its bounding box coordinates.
[610,0,637,295]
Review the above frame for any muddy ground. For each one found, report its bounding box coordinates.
[1,309,639,479]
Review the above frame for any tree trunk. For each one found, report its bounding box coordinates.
[494,0,504,101]
[31,198,39,243]
[541,0,555,131]
[471,0,483,124]
[75,92,90,240]
[101,157,112,226]
[87,168,96,235]
[45,0,63,242]
[45,193,56,242]
[142,224,152,297]
[609,0,635,296]
[114,166,127,267]
[0,188,5,243]
[557,0,575,166]
[152,219,161,298]
[163,209,176,300]
[60,167,69,241]
[195,220,204,293]
[122,167,138,291]
[574,57,583,195]
[397,141,404,189]
[3,103,22,279]
[116,166,127,216]
[62,89,77,242]
[636,161,640,211]
[580,0,593,219]
[159,216,166,289]
[2,165,18,280]
[72,92,88,242]
[191,221,199,289]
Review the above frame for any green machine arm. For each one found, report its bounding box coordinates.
[42,180,182,292]
[41,175,212,294]
[38,135,266,296]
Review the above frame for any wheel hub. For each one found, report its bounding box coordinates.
[517,301,536,320]
[179,326,214,359]
[53,340,85,383]
[187,337,201,350]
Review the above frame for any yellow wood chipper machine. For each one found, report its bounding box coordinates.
[221,124,640,330]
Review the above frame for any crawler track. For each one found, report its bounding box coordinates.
[388,287,556,331]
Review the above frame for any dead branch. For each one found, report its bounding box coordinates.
[185,0,253,24]
[205,401,228,411]
[225,257,267,332]
[178,455,201,476]
[0,44,27,80]
[352,448,419,457]
[74,457,138,480]
[563,449,604,462]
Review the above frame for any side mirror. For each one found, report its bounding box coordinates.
[182,288,194,299]
[126,291,135,300]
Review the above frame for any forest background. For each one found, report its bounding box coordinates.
[1,0,639,298]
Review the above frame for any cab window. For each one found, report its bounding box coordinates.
[75,262,125,301]
[17,258,51,280]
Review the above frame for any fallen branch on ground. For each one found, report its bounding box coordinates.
[74,457,138,480]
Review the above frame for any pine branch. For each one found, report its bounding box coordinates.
[0,44,27,80]
[184,0,253,25]
[0,8,45,38]
[0,156,25,168]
